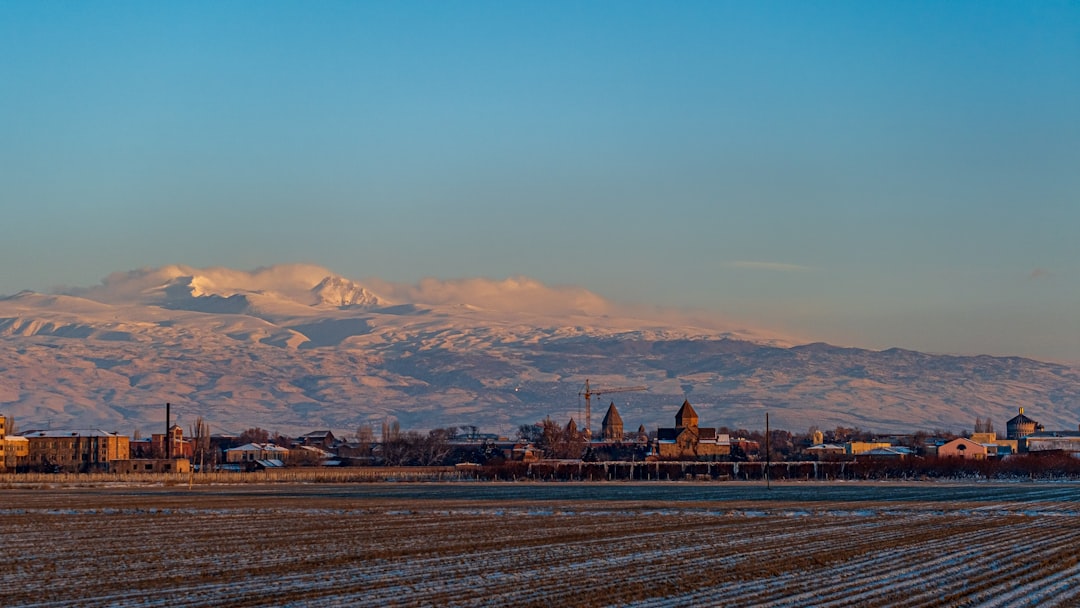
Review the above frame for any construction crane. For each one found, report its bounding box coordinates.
[578,379,647,439]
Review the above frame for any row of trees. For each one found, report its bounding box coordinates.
[479,452,1080,482]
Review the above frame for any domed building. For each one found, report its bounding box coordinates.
[1006,407,1042,440]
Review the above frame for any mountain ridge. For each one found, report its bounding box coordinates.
[1,264,1076,437]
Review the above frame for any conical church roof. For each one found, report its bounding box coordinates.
[565,418,578,434]
[601,402,623,427]
[675,399,698,427]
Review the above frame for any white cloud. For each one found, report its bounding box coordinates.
[367,276,612,316]
[59,265,612,316]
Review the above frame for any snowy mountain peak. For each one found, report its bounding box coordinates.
[311,276,385,308]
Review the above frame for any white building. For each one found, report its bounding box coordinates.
[224,443,291,464]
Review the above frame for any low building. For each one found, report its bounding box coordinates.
[114,458,192,474]
[859,446,915,459]
[804,443,847,460]
[19,429,130,472]
[291,445,333,465]
[937,437,988,460]
[130,427,194,460]
[224,443,291,464]
[846,442,893,456]
[970,431,1017,457]
[297,430,337,450]
[1,435,29,471]
[1023,430,1080,455]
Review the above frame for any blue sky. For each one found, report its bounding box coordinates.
[1,2,1078,360]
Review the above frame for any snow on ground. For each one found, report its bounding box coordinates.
[2,482,1079,608]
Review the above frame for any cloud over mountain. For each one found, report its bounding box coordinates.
[62,264,359,307]
[366,275,611,316]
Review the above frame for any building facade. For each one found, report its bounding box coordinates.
[937,437,988,460]
[19,429,130,472]
[224,442,291,464]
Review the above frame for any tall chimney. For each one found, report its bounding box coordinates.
[165,402,171,459]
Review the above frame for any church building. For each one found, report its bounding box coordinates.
[654,400,730,460]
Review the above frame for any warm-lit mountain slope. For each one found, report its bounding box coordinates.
[0,264,1076,438]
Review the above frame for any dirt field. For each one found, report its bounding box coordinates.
[3,482,1079,607]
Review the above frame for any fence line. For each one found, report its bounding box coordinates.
[0,467,467,486]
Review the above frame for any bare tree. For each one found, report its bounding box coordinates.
[975,417,995,434]
[347,423,374,461]
[189,416,211,469]
[356,423,375,445]
[517,423,543,444]
[381,419,400,443]
[417,428,455,465]
[238,427,270,444]
[382,429,420,466]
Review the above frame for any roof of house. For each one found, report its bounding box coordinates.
[806,443,846,451]
[225,442,290,453]
[297,445,333,457]
[862,447,915,457]
[18,429,124,438]
[300,430,335,439]
[1027,431,1080,439]
[941,437,987,449]
[656,428,680,442]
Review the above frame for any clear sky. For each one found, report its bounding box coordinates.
[1,2,1078,361]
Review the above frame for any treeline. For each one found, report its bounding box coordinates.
[478,453,1080,482]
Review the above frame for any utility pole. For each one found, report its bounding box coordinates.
[765,412,771,490]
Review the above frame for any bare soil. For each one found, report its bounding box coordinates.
[3,481,1078,607]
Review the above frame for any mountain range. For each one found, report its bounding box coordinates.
[1,264,1077,439]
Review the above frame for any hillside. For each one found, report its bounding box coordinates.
[1,264,1077,437]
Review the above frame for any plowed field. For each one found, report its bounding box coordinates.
[3,482,1079,607]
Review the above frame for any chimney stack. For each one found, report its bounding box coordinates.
[165,402,171,459]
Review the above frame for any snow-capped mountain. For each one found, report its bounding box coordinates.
[0,264,1077,438]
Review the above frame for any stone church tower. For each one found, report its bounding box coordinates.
[675,399,698,429]
[601,402,624,442]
